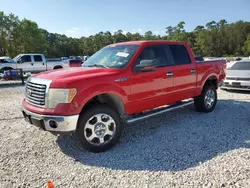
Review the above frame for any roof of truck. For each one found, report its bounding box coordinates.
[108,40,187,46]
[18,53,45,56]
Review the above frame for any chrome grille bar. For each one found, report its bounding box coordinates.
[25,80,47,107]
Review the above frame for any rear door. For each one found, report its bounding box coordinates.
[33,55,46,72]
[168,44,197,101]
[128,44,174,113]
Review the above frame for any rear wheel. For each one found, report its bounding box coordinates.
[75,104,123,152]
[53,66,63,69]
[194,85,217,113]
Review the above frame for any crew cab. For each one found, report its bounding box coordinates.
[0,53,73,73]
[21,41,226,152]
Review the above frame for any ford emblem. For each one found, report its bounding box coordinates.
[27,89,32,96]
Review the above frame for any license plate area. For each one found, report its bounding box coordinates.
[22,111,32,124]
[22,111,46,130]
[232,82,241,87]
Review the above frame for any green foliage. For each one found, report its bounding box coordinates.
[0,11,250,58]
[243,34,250,56]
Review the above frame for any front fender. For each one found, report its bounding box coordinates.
[0,63,16,70]
[73,83,128,113]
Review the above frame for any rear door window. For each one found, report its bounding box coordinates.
[34,55,43,62]
[169,45,191,65]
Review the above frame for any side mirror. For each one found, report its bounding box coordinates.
[17,60,22,64]
[134,60,156,72]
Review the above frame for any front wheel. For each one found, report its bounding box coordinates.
[194,85,217,113]
[75,104,123,152]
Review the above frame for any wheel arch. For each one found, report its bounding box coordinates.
[79,93,126,119]
[1,66,14,70]
[53,65,63,69]
[203,75,218,89]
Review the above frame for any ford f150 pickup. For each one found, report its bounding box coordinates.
[21,41,226,152]
[0,53,82,73]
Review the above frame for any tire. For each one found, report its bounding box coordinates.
[75,104,123,153]
[194,84,217,113]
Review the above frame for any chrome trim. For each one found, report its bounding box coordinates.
[25,77,52,108]
[127,100,194,123]
[220,86,250,91]
[22,108,79,132]
[114,77,128,82]
[166,72,173,76]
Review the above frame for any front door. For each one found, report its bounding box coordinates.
[127,44,174,114]
[16,55,33,72]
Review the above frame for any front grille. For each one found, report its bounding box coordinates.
[25,81,47,107]
[226,77,250,81]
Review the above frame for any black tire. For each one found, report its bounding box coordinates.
[194,84,217,113]
[75,104,123,153]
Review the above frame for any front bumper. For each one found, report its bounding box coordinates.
[220,79,250,91]
[22,108,79,134]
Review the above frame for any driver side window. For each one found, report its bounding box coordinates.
[20,55,31,63]
[133,45,170,68]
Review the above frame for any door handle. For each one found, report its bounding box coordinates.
[42,62,45,65]
[166,72,173,78]
[190,69,195,74]
[31,63,33,66]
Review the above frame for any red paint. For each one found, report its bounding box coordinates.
[22,41,226,116]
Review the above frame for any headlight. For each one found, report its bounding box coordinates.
[47,88,77,108]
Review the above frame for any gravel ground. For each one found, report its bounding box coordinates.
[0,82,250,188]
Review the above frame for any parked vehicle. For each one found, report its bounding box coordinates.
[220,60,250,91]
[0,53,71,73]
[68,59,83,67]
[195,56,204,62]
[235,57,242,61]
[21,41,226,152]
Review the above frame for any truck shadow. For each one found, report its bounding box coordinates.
[57,99,250,172]
[0,82,25,89]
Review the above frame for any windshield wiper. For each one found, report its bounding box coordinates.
[85,64,108,68]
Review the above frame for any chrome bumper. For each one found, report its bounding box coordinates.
[22,108,79,134]
[220,86,250,91]
[220,80,250,91]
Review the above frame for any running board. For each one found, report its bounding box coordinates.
[126,99,194,124]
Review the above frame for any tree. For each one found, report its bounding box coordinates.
[0,11,250,58]
[243,34,250,56]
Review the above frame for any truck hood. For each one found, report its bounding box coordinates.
[32,67,121,81]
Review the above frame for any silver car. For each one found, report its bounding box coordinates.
[220,60,250,91]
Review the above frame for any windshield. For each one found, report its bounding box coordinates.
[13,54,22,62]
[230,61,250,70]
[83,44,139,68]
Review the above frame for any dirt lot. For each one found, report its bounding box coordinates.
[0,82,250,188]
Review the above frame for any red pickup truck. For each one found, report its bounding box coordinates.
[21,41,226,152]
